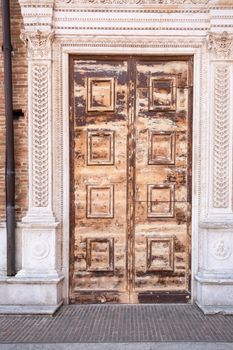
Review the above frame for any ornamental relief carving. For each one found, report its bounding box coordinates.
[57,37,203,48]
[21,30,54,59]
[32,240,50,260]
[32,65,49,208]
[213,65,230,209]
[57,0,209,4]
[208,32,233,59]
[212,240,232,261]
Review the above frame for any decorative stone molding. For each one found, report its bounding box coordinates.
[57,37,204,48]
[19,0,54,5]
[213,65,230,209]
[199,221,233,229]
[208,32,233,59]
[21,30,55,60]
[56,0,209,4]
[19,0,55,32]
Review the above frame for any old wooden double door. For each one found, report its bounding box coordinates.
[70,56,192,304]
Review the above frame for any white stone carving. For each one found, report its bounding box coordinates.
[213,65,230,209]
[32,65,49,208]
[21,30,54,59]
[200,221,233,229]
[212,240,232,261]
[199,42,208,221]
[56,0,209,4]
[20,29,56,217]
[57,37,203,48]
[32,241,50,260]
[19,0,54,5]
[18,227,58,276]
[21,30,54,210]
[208,32,233,59]
[52,42,63,222]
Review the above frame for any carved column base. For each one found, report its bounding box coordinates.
[0,221,65,314]
[195,273,233,314]
[16,222,60,278]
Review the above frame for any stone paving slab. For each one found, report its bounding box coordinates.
[1,305,233,344]
[1,344,233,350]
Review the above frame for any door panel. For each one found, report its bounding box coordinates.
[70,59,129,303]
[70,57,192,304]
[133,60,192,302]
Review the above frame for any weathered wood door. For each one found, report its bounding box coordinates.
[70,56,192,304]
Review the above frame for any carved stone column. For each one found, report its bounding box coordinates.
[0,0,64,313]
[16,30,61,280]
[196,31,233,314]
[21,30,56,223]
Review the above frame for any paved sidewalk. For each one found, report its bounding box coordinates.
[0,304,233,344]
[1,343,233,350]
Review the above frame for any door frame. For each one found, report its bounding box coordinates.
[68,55,193,303]
[60,43,202,304]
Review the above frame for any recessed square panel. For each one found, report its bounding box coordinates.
[148,131,176,165]
[149,76,176,111]
[87,78,115,112]
[87,185,114,218]
[87,130,115,165]
[147,236,174,271]
[87,238,114,272]
[147,184,175,218]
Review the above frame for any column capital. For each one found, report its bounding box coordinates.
[21,30,55,60]
[207,31,233,59]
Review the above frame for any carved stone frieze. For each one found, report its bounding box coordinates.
[208,32,233,59]
[56,0,209,4]
[57,37,203,48]
[21,30,54,59]
[213,65,230,209]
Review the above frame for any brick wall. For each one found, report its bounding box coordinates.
[0,0,28,221]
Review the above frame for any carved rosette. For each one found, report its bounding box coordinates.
[208,32,233,59]
[213,65,230,209]
[212,240,232,261]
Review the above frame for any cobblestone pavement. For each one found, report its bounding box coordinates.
[0,304,233,344]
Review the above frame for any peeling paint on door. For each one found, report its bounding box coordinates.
[69,56,192,304]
